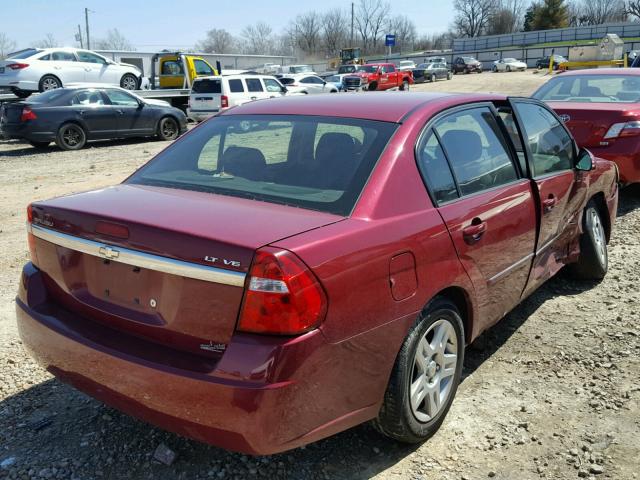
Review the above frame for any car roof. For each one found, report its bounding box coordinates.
[556,68,640,77]
[221,92,506,123]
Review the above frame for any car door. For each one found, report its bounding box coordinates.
[510,99,585,296]
[48,51,85,85]
[103,88,153,135]
[300,76,323,94]
[76,51,116,85]
[70,89,117,138]
[417,104,538,327]
[245,77,267,101]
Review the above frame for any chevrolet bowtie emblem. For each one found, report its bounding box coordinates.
[99,246,120,259]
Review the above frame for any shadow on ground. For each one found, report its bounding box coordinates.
[0,137,166,158]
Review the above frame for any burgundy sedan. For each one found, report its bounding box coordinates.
[17,93,618,455]
[533,68,640,185]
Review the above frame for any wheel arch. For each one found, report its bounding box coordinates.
[39,73,63,90]
[425,286,474,345]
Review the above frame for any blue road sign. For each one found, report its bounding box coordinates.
[385,34,396,47]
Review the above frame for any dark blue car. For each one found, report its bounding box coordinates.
[0,86,187,150]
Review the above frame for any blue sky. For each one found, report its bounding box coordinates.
[1,0,455,51]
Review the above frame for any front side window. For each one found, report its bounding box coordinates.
[77,51,106,64]
[245,78,263,92]
[513,102,574,176]
[127,115,398,216]
[193,59,214,75]
[434,107,518,196]
[386,65,396,73]
[104,89,139,106]
[263,78,283,93]
[228,79,244,92]
[417,129,458,204]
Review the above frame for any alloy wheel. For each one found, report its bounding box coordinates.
[122,75,137,90]
[590,208,607,267]
[161,119,177,138]
[62,126,82,147]
[42,77,60,91]
[410,319,458,422]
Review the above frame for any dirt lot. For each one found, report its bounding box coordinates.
[0,70,638,480]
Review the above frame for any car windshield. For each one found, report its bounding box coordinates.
[504,58,517,62]
[417,64,428,68]
[533,74,640,103]
[27,89,69,103]
[9,48,40,59]
[357,65,378,73]
[280,78,296,85]
[126,115,398,216]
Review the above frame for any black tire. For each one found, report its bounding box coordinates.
[430,74,436,83]
[120,73,139,90]
[537,64,542,70]
[157,116,179,141]
[38,75,61,92]
[492,66,497,72]
[372,297,465,443]
[29,141,50,149]
[506,65,511,72]
[447,72,452,80]
[400,80,410,91]
[12,89,32,99]
[368,82,378,91]
[453,69,457,75]
[567,200,609,280]
[55,123,86,150]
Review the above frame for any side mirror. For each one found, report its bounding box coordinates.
[575,147,594,171]
[281,86,288,93]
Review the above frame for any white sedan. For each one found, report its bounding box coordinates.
[493,58,527,72]
[0,47,142,98]
[279,74,339,94]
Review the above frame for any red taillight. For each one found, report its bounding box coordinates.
[20,107,37,122]
[221,95,229,108]
[237,247,327,335]
[8,63,29,70]
[26,204,38,266]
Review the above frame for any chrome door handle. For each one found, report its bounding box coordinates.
[250,96,257,100]
[116,109,124,115]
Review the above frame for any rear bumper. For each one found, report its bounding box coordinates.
[186,108,218,122]
[0,78,38,92]
[16,263,390,455]
[0,122,54,142]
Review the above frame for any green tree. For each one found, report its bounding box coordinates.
[531,0,569,30]
[523,2,541,31]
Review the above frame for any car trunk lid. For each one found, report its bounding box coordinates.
[547,101,640,147]
[190,78,222,113]
[29,184,343,358]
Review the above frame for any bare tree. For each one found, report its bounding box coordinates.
[321,9,348,56]
[34,33,58,48]
[196,28,235,53]
[94,29,135,51]
[453,0,498,37]
[241,22,274,55]
[487,8,518,34]
[625,0,640,19]
[355,0,391,54]
[502,0,527,31]
[581,0,627,24]
[0,32,16,59]
[290,11,322,56]
[386,15,416,52]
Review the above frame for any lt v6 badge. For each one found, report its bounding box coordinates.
[204,256,241,268]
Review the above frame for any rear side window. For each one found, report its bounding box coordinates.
[127,115,398,216]
[246,79,263,92]
[512,102,574,176]
[51,51,76,62]
[228,79,244,92]
[192,79,221,94]
[417,130,458,204]
[434,107,518,196]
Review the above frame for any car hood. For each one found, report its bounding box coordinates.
[144,98,172,107]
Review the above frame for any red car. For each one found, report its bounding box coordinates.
[17,93,618,455]
[342,63,413,91]
[533,68,640,185]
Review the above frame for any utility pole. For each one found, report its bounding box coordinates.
[85,7,90,50]
[350,2,354,47]
[76,24,83,48]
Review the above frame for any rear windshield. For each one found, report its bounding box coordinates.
[533,74,640,103]
[8,49,40,59]
[28,89,69,103]
[192,78,222,94]
[126,115,398,215]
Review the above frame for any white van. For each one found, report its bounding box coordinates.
[187,74,286,122]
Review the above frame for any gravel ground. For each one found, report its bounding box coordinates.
[0,71,638,480]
